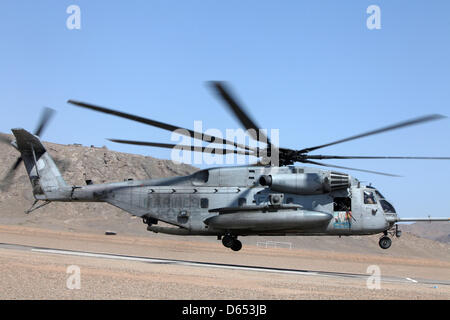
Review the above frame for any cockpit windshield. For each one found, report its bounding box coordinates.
[380,200,396,213]
[375,190,384,199]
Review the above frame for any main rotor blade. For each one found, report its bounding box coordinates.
[68,100,256,152]
[302,159,401,177]
[208,81,270,145]
[108,139,256,155]
[34,107,55,137]
[297,114,446,154]
[305,155,450,160]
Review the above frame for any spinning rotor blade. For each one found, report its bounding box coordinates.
[34,107,55,137]
[68,100,256,152]
[68,87,449,177]
[297,114,446,154]
[108,139,256,155]
[304,155,450,160]
[11,157,23,170]
[302,159,401,177]
[208,81,270,146]
[1,107,55,191]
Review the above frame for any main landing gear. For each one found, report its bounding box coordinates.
[379,225,401,250]
[142,215,158,226]
[220,234,242,251]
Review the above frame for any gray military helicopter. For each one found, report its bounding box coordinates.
[1,82,449,251]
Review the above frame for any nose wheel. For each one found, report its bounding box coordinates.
[221,234,242,251]
[378,225,401,249]
[379,236,392,249]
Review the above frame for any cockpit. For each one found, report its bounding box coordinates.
[366,186,396,213]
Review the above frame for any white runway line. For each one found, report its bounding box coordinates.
[0,243,442,286]
[31,248,318,277]
[30,247,414,285]
[406,277,418,283]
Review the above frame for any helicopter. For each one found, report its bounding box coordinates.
[1,81,449,252]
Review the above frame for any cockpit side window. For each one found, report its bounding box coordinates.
[363,190,377,204]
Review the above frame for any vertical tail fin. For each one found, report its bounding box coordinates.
[11,129,70,200]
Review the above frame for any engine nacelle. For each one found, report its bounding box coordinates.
[259,172,349,195]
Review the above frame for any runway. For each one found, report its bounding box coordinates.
[0,225,449,299]
[1,242,449,287]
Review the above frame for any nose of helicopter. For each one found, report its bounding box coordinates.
[379,199,398,223]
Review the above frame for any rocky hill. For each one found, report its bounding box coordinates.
[402,222,450,243]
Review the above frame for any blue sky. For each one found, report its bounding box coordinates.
[1,1,449,219]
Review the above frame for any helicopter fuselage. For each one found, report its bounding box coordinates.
[47,165,397,237]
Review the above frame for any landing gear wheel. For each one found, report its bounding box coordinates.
[142,216,158,226]
[222,235,235,248]
[379,236,392,250]
[231,240,242,252]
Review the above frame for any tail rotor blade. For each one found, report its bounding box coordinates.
[12,157,23,170]
[34,107,55,137]
[1,106,54,191]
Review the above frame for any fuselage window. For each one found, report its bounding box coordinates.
[364,190,377,204]
[201,198,209,209]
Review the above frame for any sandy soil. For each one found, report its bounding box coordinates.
[0,225,449,300]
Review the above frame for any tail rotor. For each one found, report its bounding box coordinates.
[0,107,55,191]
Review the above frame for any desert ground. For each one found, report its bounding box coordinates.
[0,224,449,300]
